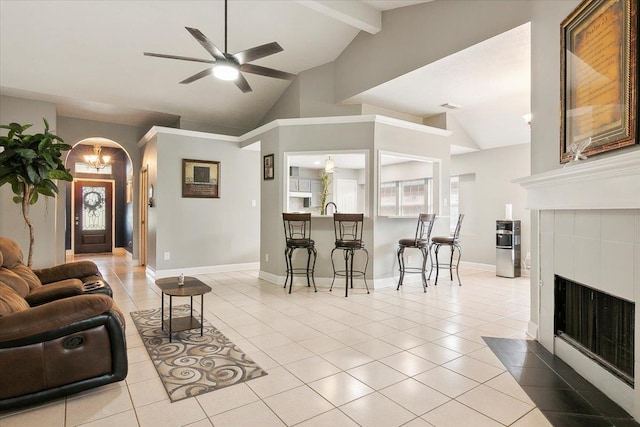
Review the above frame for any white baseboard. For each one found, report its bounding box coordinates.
[154,262,260,279]
[145,265,156,280]
[527,321,538,339]
[459,261,495,272]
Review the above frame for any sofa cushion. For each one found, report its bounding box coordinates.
[0,237,24,268]
[0,268,30,297]
[25,279,84,306]
[11,264,42,290]
[0,282,29,317]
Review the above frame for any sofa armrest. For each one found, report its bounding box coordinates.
[0,294,114,343]
[25,279,84,306]
[33,261,101,285]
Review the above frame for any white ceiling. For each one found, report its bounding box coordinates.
[0,0,529,151]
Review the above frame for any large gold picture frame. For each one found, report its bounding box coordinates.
[560,0,638,163]
[182,159,220,198]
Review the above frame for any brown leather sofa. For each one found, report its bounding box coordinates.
[0,237,114,304]
[0,237,127,410]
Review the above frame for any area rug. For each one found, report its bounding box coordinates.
[130,305,267,402]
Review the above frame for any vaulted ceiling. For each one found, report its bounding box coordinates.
[0,0,529,150]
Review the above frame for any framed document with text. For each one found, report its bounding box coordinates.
[182,159,220,198]
[560,0,638,163]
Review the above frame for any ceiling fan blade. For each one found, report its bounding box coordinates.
[179,67,214,84]
[235,73,253,93]
[240,63,296,81]
[233,42,283,65]
[144,52,215,64]
[185,27,226,60]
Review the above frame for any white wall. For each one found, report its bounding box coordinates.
[0,95,61,267]
[451,144,530,267]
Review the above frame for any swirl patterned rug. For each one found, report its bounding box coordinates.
[130,305,267,402]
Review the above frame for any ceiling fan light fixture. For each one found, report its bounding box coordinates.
[213,63,239,81]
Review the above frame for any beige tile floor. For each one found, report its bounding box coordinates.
[0,254,552,427]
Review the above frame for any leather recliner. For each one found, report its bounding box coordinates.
[0,238,127,410]
[0,237,114,305]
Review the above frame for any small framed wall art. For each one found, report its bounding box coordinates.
[263,154,274,180]
[182,158,220,198]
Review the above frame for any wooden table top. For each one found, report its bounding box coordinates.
[155,276,212,296]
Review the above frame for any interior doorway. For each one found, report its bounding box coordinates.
[65,139,135,258]
[73,179,114,254]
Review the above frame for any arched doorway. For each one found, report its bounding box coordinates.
[65,138,134,255]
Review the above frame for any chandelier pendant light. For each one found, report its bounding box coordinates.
[84,144,111,171]
[325,156,335,173]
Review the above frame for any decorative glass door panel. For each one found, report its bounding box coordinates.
[74,181,113,253]
[82,187,106,230]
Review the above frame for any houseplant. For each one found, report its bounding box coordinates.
[320,171,332,214]
[0,119,73,266]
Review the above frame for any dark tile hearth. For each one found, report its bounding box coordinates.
[484,338,639,427]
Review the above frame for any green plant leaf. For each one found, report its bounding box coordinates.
[26,165,39,183]
[29,191,39,205]
[12,196,22,204]
[15,148,37,160]
[36,182,56,197]
[49,169,73,181]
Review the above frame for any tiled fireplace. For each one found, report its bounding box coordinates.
[516,150,640,421]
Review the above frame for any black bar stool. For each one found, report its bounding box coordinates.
[330,213,370,297]
[429,213,464,286]
[282,213,317,294]
[397,213,436,292]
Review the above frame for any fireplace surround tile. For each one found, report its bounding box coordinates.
[574,211,601,240]
[572,236,600,288]
[601,210,636,243]
[600,240,634,301]
[554,234,574,279]
[554,211,575,236]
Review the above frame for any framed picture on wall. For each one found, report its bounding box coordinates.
[263,154,274,180]
[182,159,220,198]
[560,0,638,163]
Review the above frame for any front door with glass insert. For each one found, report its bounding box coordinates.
[74,180,113,253]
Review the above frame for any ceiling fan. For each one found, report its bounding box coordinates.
[143,0,295,93]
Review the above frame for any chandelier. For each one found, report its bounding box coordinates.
[83,144,111,171]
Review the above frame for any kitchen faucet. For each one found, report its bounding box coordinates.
[324,202,338,215]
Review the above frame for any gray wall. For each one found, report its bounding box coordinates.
[334,0,532,102]
[373,122,451,279]
[450,144,531,266]
[260,62,361,125]
[57,116,146,260]
[260,122,375,280]
[0,95,62,267]
[142,130,260,273]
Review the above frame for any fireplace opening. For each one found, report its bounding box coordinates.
[554,275,634,386]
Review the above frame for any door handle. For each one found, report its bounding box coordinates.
[75,215,79,226]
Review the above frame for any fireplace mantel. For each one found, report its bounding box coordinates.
[514,150,640,210]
